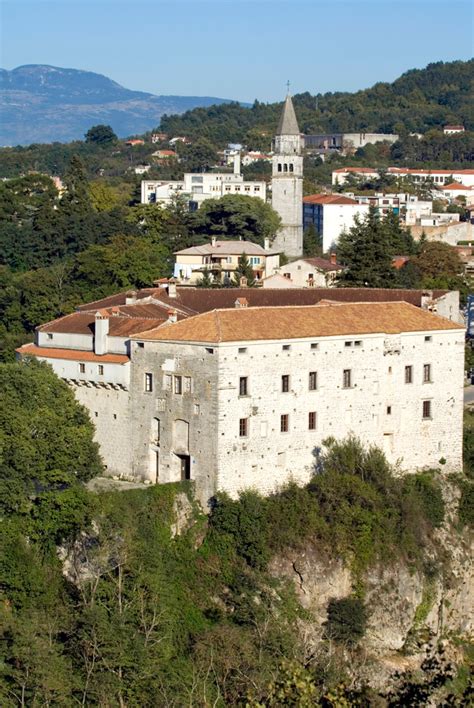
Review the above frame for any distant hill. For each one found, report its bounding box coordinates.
[160,60,474,146]
[0,65,240,145]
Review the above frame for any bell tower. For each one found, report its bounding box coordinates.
[271,90,303,257]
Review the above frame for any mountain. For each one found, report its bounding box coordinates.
[0,65,240,145]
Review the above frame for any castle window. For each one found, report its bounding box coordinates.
[184,376,192,393]
[278,163,282,172]
[311,343,319,350]
[423,364,432,383]
[289,163,294,172]
[174,375,182,394]
[79,363,86,374]
[424,336,432,342]
[280,414,289,432]
[354,341,362,347]
[309,371,318,390]
[281,375,290,392]
[283,163,288,172]
[422,400,432,419]
[98,365,104,376]
[164,374,172,390]
[239,376,248,396]
[405,365,413,383]
[343,369,352,388]
[308,411,317,430]
[239,418,248,437]
[386,406,392,415]
[238,347,247,354]
[145,373,153,392]
[282,344,291,351]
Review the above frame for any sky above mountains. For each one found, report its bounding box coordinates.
[2,0,473,103]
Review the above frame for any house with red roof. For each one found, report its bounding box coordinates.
[303,193,369,251]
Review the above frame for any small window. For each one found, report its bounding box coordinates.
[194,403,200,415]
[282,344,290,351]
[238,347,247,354]
[205,347,214,354]
[280,414,289,432]
[386,406,392,415]
[311,343,318,350]
[425,336,432,342]
[283,273,291,279]
[47,333,53,340]
[94,411,98,417]
[164,374,172,390]
[354,340,362,347]
[137,342,144,349]
[423,364,432,383]
[98,365,104,376]
[153,418,160,441]
[344,341,352,348]
[145,373,153,392]
[239,418,248,437]
[79,363,86,374]
[422,400,432,419]
[308,411,317,430]
[343,369,352,388]
[113,414,117,420]
[184,376,192,393]
[174,375,182,394]
[289,163,294,172]
[281,374,290,392]
[239,376,248,396]
[405,365,413,384]
[309,371,318,391]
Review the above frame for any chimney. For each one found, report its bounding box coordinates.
[264,237,270,251]
[167,309,178,323]
[233,151,241,175]
[330,252,337,265]
[211,236,217,248]
[94,312,109,355]
[168,280,177,298]
[125,289,137,305]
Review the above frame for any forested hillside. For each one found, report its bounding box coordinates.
[160,60,474,146]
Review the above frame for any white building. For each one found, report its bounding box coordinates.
[303,194,370,252]
[304,132,398,152]
[141,162,266,208]
[443,125,465,135]
[17,288,463,505]
[173,237,280,285]
[277,255,342,287]
[333,167,474,188]
[271,94,304,257]
[441,182,474,201]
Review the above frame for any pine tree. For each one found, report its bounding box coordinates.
[232,253,256,287]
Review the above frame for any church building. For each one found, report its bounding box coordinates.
[271,93,304,257]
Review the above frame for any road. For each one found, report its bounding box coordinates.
[464,385,474,406]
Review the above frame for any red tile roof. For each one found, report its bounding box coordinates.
[132,302,461,344]
[303,193,359,205]
[37,311,169,336]
[16,343,129,364]
[302,257,342,271]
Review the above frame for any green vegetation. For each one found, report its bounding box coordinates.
[1,394,457,706]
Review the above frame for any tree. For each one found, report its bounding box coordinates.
[336,208,399,287]
[179,138,218,172]
[84,124,118,146]
[196,268,213,287]
[412,241,463,281]
[192,194,281,245]
[303,223,323,257]
[232,253,256,287]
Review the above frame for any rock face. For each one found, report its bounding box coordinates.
[0,65,236,145]
[269,525,473,687]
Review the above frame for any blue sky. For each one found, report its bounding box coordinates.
[1,0,473,102]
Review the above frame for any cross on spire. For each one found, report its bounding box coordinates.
[286,80,290,95]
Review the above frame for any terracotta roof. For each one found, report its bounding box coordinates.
[16,343,129,364]
[444,125,465,130]
[334,167,474,176]
[303,193,359,206]
[74,286,451,315]
[175,240,280,256]
[132,302,461,344]
[37,311,168,336]
[443,182,472,190]
[302,257,342,271]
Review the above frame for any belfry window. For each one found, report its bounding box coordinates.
[283,163,288,172]
[278,163,282,172]
[289,163,294,172]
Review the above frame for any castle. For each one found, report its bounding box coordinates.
[17,285,464,505]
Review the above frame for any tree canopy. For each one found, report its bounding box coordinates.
[84,124,118,145]
[192,194,281,245]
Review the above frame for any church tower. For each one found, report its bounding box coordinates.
[271,92,303,257]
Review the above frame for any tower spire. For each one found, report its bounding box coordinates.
[276,92,300,136]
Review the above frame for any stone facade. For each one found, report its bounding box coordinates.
[271,95,303,257]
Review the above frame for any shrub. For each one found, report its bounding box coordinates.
[323,597,367,645]
[458,481,474,527]
[402,472,445,528]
